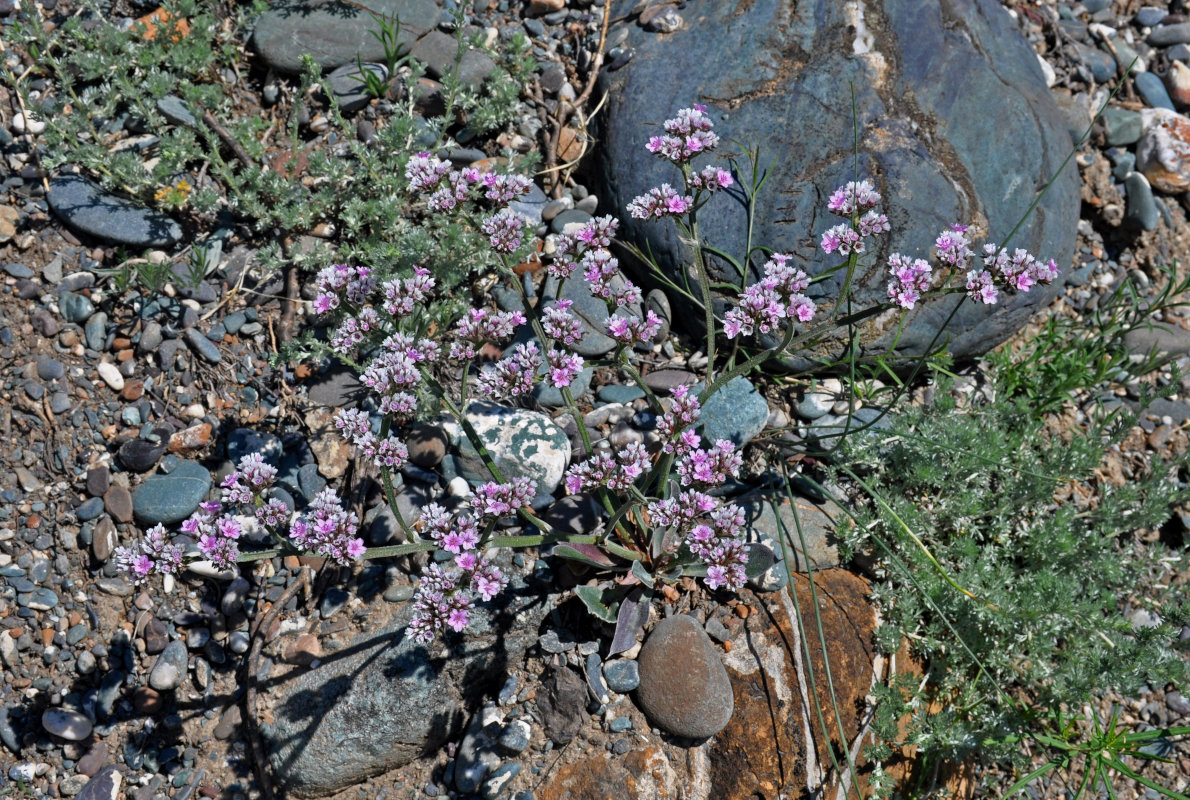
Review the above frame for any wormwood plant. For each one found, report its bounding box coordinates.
[6,0,535,294]
[825,321,1190,796]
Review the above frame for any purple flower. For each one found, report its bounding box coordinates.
[546,349,585,388]
[886,253,933,310]
[826,180,881,216]
[475,341,542,398]
[405,152,452,193]
[481,209,527,253]
[820,224,863,256]
[965,269,999,305]
[627,184,693,220]
[542,300,584,346]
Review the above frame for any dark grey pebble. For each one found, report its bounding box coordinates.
[132,460,211,526]
[602,659,640,693]
[76,497,105,521]
[59,291,94,323]
[156,95,197,128]
[183,327,222,363]
[47,175,181,248]
[36,356,64,381]
[1125,172,1160,231]
[0,705,20,755]
[1149,22,1190,46]
[1136,71,1175,111]
[117,439,166,473]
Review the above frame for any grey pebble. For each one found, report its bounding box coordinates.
[149,640,189,691]
[42,708,93,741]
[184,327,222,363]
[602,659,640,693]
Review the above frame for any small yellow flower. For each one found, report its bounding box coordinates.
[154,178,192,209]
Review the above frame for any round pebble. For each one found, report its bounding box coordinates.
[42,708,93,741]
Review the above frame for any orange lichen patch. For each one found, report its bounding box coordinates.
[137,8,191,43]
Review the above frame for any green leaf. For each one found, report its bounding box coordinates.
[554,543,617,570]
[574,584,621,624]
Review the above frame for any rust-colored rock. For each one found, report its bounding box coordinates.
[1137,108,1190,193]
[168,423,212,453]
[132,686,164,714]
[710,570,880,799]
[120,380,145,402]
[536,747,685,800]
[283,634,322,666]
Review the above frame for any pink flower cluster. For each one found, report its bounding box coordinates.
[473,477,536,517]
[564,441,651,493]
[657,384,701,455]
[820,180,889,258]
[542,300,583,346]
[886,253,932,310]
[406,481,532,641]
[607,310,663,347]
[114,524,184,585]
[885,223,1060,309]
[381,267,435,318]
[647,490,748,591]
[724,253,816,339]
[644,104,720,164]
[476,341,543,398]
[359,332,437,420]
[450,308,527,359]
[675,439,742,487]
[288,488,366,566]
[115,452,365,583]
[481,208,527,253]
[626,183,693,220]
[313,264,377,315]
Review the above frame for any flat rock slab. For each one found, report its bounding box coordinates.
[132,460,211,525]
[47,175,182,248]
[264,570,549,798]
[595,0,1080,365]
[252,0,440,74]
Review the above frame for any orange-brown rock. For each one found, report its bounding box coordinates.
[709,570,879,799]
[168,423,212,453]
[536,747,684,800]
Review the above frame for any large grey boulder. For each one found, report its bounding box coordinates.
[594,0,1080,366]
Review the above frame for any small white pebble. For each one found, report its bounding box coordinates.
[97,361,125,392]
[13,112,45,135]
[184,403,206,420]
[448,476,471,498]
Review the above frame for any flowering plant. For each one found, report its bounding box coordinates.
[116,104,1058,650]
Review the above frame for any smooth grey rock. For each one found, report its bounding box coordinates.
[594,0,1079,367]
[184,327,222,363]
[59,291,94,324]
[252,0,439,74]
[411,30,496,90]
[149,640,189,690]
[132,460,211,525]
[1148,22,1190,46]
[738,490,843,575]
[264,572,547,797]
[1136,71,1175,111]
[47,175,181,247]
[1124,172,1160,231]
[455,402,570,495]
[697,376,769,446]
[156,95,197,128]
[602,659,640,693]
[328,62,387,113]
[635,614,733,738]
[42,708,93,741]
[1102,106,1144,146]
